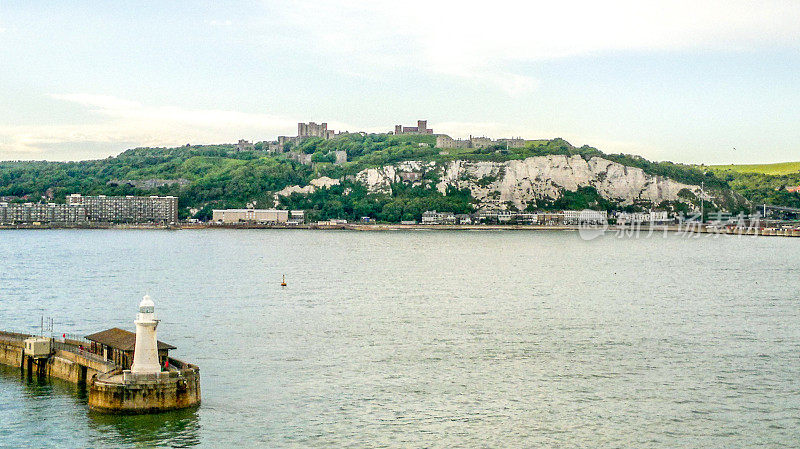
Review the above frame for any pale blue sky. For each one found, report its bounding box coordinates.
[1,0,799,164]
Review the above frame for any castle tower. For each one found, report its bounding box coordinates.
[131,294,161,374]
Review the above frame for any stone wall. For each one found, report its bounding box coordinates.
[88,362,201,414]
[49,350,110,384]
[436,135,470,149]
[0,336,115,384]
[0,339,23,368]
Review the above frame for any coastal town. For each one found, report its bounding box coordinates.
[2,192,800,237]
[6,2,800,448]
[1,120,799,235]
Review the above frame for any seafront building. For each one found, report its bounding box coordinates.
[212,208,292,224]
[563,210,608,225]
[420,209,651,225]
[67,194,178,224]
[421,210,456,225]
[615,211,672,225]
[0,202,87,224]
[475,210,558,225]
[289,210,305,224]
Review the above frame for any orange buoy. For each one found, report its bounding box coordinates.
[281,274,287,287]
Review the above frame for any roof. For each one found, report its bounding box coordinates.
[212,209,289,213]
[85,327,176,351]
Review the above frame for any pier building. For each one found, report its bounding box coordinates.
[84,327,175,371]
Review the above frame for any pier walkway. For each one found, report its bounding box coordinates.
[0,331,117,384]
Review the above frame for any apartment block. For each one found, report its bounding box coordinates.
[67,194,178,224]
[0,202,87,224]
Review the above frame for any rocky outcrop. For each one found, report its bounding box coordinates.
[354,161,435,192]
[309,176,340,188]
[355,155,703,210]
[107,179,190,189]
[274,176,341,200]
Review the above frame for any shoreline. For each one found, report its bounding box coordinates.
[1,222,798,237]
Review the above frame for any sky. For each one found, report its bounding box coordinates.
[0,0,799,164]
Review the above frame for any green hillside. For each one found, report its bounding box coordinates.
[0,133,785,221]
[707,161,800,176]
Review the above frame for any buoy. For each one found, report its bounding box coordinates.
[281,274,287,287]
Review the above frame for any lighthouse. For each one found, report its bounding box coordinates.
[131,294,161,374]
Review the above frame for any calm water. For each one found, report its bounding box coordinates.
[1,229,799,448]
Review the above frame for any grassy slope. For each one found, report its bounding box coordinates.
[707,161,800,176]
[0,136,768,214]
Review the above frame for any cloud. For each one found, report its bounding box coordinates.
[270,0,800,95]
[206,19,232,27]
[434,121,535,140]
[50,94,142,111]
[49,93,296,129]
[0,95,302,160]
[460,72,539,97]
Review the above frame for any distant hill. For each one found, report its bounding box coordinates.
[707,161,800,176]
[702,162,800,210]
[0,134,788,221]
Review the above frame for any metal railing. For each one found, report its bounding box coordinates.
[52,340,114,367]
[0,330,32,341]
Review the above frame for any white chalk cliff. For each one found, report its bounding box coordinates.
[355,155,702,210]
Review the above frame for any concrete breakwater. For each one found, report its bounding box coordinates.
[89,360,201,413]
[0,331,113,384]
[0,331,200,414]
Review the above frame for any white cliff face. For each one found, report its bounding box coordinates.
[273,176,341,201]
[354,161,436,193]
[355,155,701,209]
[309,176,340,188]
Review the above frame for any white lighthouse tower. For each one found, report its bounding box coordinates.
[131,294,161,374]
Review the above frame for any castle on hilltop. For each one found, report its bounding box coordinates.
[262,119,531,165]
[394,120,433,135]
[436,134,526,150]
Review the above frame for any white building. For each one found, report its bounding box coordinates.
[563,210,608,225]
[288,210,305,224]
[616,211,672,225]
[212,209,290,224]
[421,210,456,225]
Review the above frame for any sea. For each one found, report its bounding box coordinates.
[0,229,799,448]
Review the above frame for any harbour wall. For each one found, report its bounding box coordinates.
[0,338,24,368]
[88,360,201,414]
[1,332,200,414]
[0,334,114,384]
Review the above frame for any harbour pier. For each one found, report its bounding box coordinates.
[0,296,200,414]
